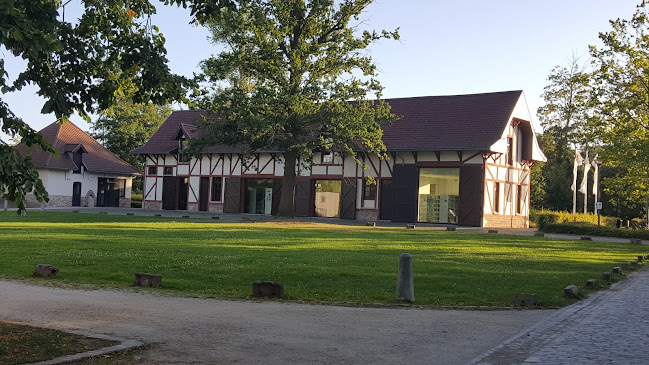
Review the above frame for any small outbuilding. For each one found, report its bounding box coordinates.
[14,121,140,208]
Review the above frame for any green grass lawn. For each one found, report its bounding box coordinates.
[0,211,645,307]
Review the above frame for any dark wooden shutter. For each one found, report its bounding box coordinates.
[391,165,419,223]
[271,179,283,216]
[162,177,177,210]
[294,179,312,217]
[379,179,393,220]
[224,178,242,213]
[199,177,209,211]
[458,165,483,227]
[340,179,357,220]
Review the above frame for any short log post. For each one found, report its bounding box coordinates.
[612,267,621,274]
[586,279,596,287]
[396,253,414,302]
[252,281,284,298]
[638,256,644,263]
[564,285,579,297]
[33,264,59,278]
[603,272,611,280]
[133,273,163,288]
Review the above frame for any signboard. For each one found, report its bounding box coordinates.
[595,202,603,210]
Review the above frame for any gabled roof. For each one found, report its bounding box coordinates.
[382,90,523,151]
[133,90,535,156]
[15,121,141,176]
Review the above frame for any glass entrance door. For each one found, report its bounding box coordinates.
[418,168,459,224]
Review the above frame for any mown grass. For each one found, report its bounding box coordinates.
[0,211,646,307]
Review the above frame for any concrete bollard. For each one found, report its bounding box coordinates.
[396,253,415,302]
[603,272,611,280]
[133,273,163,288]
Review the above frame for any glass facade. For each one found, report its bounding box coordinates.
[315,180,341,218]
[418,168,459,224]
[244,179,273,214]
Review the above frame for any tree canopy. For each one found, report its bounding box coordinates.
[190,0,399,217]
[1,0,188,212]
[588,3,649,222]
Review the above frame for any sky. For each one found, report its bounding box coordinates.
[0,0,643,140]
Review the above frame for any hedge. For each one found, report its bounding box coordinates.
[540,222,649,241]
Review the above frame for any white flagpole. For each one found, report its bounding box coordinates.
[572,151,583,215]
[580,151,590,214]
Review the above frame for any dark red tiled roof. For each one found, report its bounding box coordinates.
[133,91,523,154]
[382,91,523,151]
[15,121,140,176]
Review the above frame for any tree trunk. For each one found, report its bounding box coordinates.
[278,150,297,217]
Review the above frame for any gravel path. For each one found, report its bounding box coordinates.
[0,280,553,364]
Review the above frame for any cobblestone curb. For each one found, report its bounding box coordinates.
[468,269,648,364]
[14,326,144,365]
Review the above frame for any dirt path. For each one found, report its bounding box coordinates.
[0,279,554,364]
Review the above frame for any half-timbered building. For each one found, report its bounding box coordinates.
[133,90,545,227]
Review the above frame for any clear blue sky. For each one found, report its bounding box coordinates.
[0,0,642,140]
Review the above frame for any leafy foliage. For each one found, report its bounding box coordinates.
[0,0,188,213]
[91,91,172,191]
[190,0,399,216]
[588,2,649,226]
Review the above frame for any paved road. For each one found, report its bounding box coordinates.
[0,280,553,365]
[470,268,649,364]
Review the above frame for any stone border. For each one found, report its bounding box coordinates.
[466,270,641,365]
[0,322,144,365]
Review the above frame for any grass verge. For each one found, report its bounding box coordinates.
[0,211,646,307]
[0,322,117,365]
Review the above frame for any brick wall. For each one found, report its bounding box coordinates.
[483,214,529,228]
[355,209,378,221]
[145,201,163,210]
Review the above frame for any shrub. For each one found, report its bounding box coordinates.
[131,193,143,208]
[541,222,649,240]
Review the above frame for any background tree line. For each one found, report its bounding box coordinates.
[532,1,649,224]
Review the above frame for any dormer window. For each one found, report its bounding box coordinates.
[175,125,194,164]
[73,150,83,173]
[65,144,86,174]
[321,150,333,164]
[506,137,513,165]
[178,137,191,163]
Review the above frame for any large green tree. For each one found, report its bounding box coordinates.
[1,0,187,212]
[189,0,399,217]
[532,57,591,211]
[589,2,649,225]
[91,92,172,191]
[91,92,172,169]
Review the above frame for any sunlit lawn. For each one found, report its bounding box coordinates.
[0,211,645,307]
